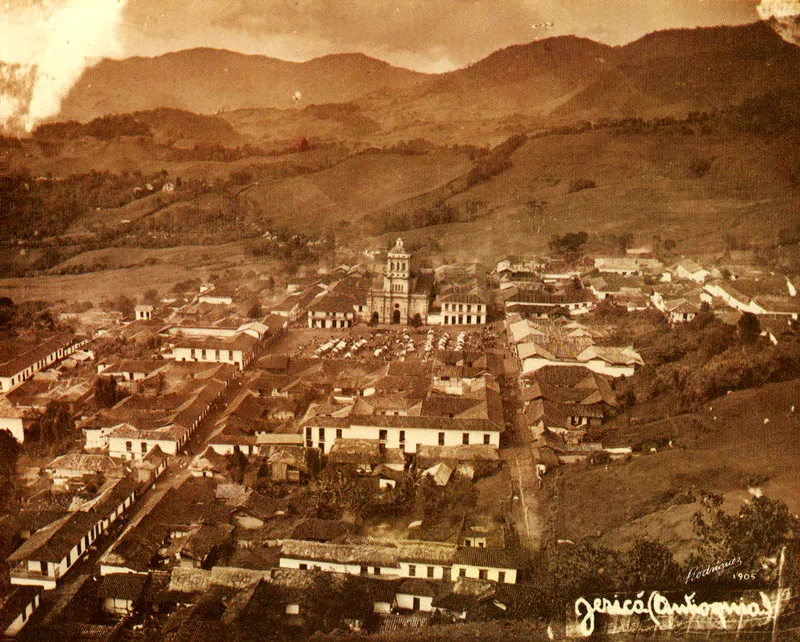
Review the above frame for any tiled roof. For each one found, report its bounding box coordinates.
[308,295,355,314]
[7,511,100,563]
[96,573,148,601]
[0,333,85,377]
[0,586,40,633]
[453,546,517,569]
[397,578,437,597]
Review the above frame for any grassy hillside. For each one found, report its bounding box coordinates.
[554,379,800,561]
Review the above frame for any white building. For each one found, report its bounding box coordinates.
[7,512,103,590]
[0,333,89,393]
[168,332,259,370]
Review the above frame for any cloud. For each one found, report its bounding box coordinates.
[0,0,128,131]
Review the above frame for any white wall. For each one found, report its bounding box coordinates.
[109,436,179,460]
[305,426,500,454]
[450,565,517,584]
[395,593,434,612]
[0,417,25,443]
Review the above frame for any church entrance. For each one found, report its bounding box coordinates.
[370,312,379,327]
[392,309,401,324]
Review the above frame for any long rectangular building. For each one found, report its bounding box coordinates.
[0,333,89,393]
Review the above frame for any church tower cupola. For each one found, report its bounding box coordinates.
[386,237,411,279]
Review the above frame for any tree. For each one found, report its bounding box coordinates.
[266,276,275,293]
[143,288,159,306]
[0,430,21,480]
[305,572,373,633]
[620,539,681,590]
[409,313,422,328]
[738,312,760,345]
[94,376,119,408]
[28,401,75,453]
[247,303,263,319]
[690,493,795,575]
[226,450,248,484]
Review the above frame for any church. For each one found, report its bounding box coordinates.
[365,238,431,324]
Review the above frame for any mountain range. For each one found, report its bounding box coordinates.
[57,21,800,131]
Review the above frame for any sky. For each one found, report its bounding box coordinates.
[118,0,764,73]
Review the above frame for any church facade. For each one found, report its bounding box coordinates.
[366,238,430,324]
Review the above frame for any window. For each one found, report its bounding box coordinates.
[465,539,471,547]
[408,564,416,577]
[462,433,469,445]
[361,566,368,576]
[379,429,388,442]
[299,564,307,570]
[427,566,435,578]
[318,428,325,441]
[499,571,506,583]
[483,433,491,445]
[126,441,132,452]
[141,442,148,453]
[479,569,489,580]
[336,428,342,439]
[459,568,466,578]
[374,567,381,575]
[399,430,406,445]
[438,432,445,446]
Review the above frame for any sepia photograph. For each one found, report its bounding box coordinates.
[0,0,798,640]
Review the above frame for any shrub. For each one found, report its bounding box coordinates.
[567,178,596,193]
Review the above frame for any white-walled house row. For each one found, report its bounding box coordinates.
[0,333,90,393]
[303,415,501,455]
[278,539,518,585]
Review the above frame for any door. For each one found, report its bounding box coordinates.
[392,309,401,324]
[412,597,421,611]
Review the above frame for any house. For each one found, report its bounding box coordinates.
[175,524,233,569]
[97,573,148,615]
[593,257,641,276]
[663,298,700,323]
[191,447,228,478]
[135,445,169,485]
[505,289,596,317]
[265,446,307,483]
[451,548,518,584]
[0,397,30,443]
[495,256,545,274]
[167,332,259,370]
[327,439,384,474]
[134,305,154,321]
[307,294,356,329]
[103,379,227,459]
[0,333,89,393]
[303,367,503,456]
[272,288,320,323]
[198,287,235,306]
[7,512,102,589]
[675,259,711,283]
[45,454,126,486]
[438,286,488,325]
[98,359,167,383]
[279,539,519,584]
[518,341,643,377]
[431,578,503,620]
[0,586,41,637]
